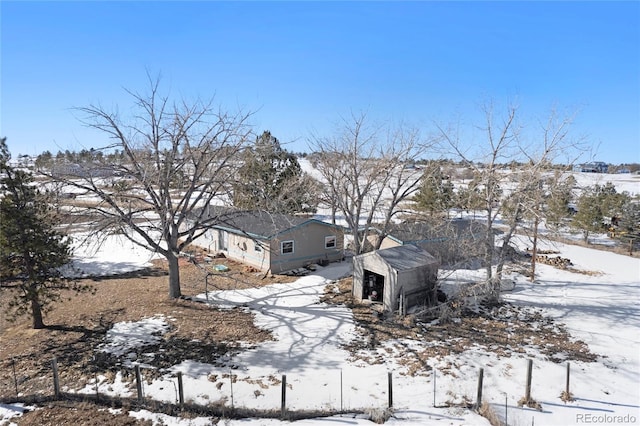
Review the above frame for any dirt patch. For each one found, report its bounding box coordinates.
[321,278,597,377]
[9,401,154,426]
[0,259,293,399]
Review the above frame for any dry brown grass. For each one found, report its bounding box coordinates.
[478,401,503,426]
[10,401,154,426]
[560,390,575,403]
[0,259,294,399]
[517,396,542,411]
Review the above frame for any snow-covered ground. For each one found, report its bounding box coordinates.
[63,231,162,277]
[571,171,639,196]
[4,235,635,425]
[0,403,34,425]
[2,171,639,426]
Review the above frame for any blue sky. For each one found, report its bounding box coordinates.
[1,1,639,164]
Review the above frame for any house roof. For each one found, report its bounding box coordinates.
[200,206,341,239]
[372,244,438,271]
[384,219,493,245]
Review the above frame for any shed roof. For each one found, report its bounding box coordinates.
[371,245,438,271]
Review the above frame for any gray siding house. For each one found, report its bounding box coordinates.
[573,161,609,173]
[188,208,345,274]
[352,245,439,314]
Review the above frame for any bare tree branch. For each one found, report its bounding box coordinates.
[41,77,254,298]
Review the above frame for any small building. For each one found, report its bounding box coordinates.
[352,245,439,314]
[373,219,491,266]
[188,207,345,274]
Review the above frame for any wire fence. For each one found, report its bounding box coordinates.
[0,356,583,425]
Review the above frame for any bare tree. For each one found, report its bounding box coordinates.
[510,109,584,282]
[372,125,427,249]
[436,101,582,301]
[309,113,426,255]
[437,101,519,299]
[44,77,253,299]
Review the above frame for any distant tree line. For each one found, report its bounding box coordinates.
[31,147,640,176]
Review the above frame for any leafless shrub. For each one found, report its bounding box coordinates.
[365,406,394,424]
[415,277,492,324]
[517,396,542,410]
[443,391,474,408]
[478,401,503,426]
[560,390,574,403]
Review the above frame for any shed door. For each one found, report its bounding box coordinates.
[363,269,385,303]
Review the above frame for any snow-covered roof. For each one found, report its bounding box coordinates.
[200,206,343,239]
[370,244,438,271]
[384,219,491,245]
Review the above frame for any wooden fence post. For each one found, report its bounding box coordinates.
[281,374,287,419]
[51,358,61,399]
[135,365,144,404]
[177,372,184,408]
[475,368,484,409]
[12,359,19,398]
[525,359,533,402]
[388,372,393,408]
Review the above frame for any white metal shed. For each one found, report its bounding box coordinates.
[352,245,439,314]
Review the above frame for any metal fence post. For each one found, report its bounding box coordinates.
[388,372,393,408]
[177,371,184,408]
[475,368,484,410]
[281,374,287,419]
[135,365,144,404]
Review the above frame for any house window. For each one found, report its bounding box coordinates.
[254,242,262,252]
[325,235,336,249]
[218,230,228,251]
[281,240,294,254]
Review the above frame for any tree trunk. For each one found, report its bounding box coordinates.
[530,216,539,282]
[167,251,181,299]
[31,296,45,329]
[485,225,494,282]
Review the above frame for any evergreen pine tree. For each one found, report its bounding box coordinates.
[413,161,454,216]
[0,138,87,329]
[233,131,319,213]
[571,182,630,243]
[545,174,575,230]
